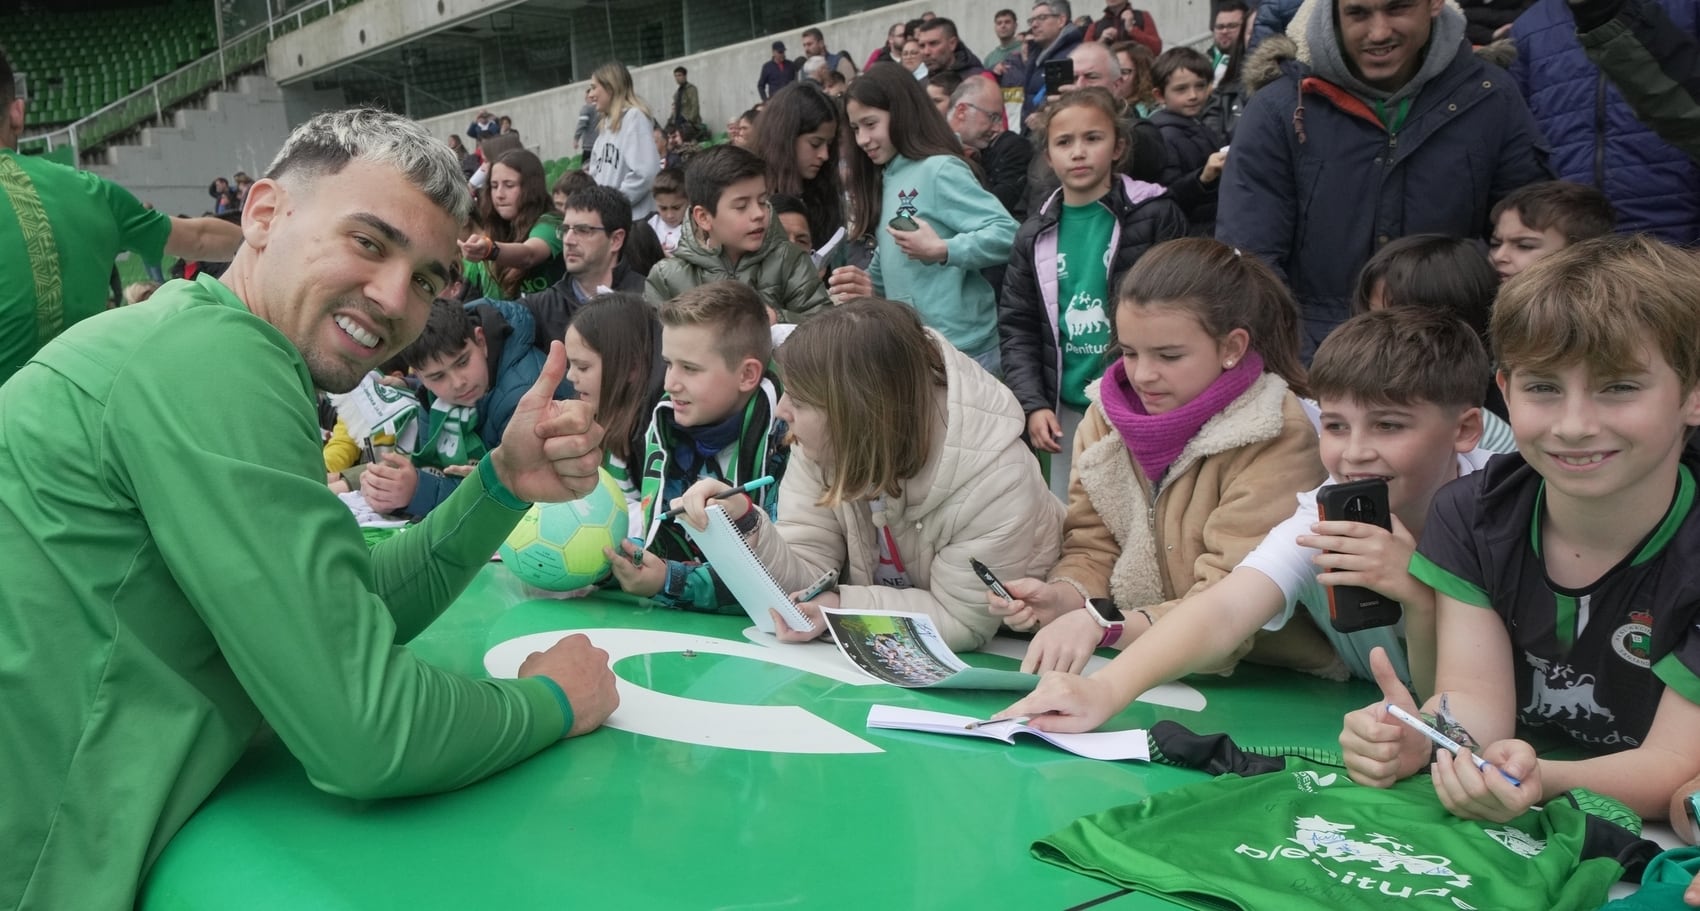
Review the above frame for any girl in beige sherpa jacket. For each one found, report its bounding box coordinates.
[989,239,1338,676]
[668,297,1064,652]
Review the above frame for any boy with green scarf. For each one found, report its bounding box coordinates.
[606,281,790,612]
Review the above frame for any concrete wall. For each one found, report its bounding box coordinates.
[413,0,1210,162]
[90,75,291,219]
[268,0,523,83]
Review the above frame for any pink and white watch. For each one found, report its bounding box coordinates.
[1086,597,1126,649]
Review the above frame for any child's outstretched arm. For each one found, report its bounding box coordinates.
[999,566,1296,730]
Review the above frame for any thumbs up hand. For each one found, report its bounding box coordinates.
[490,341,606,502]
[1339,647,1431,788]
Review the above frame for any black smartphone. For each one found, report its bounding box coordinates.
[970,558,1014,602]
[1043,58,1074,96]
[1314,478,1402,633]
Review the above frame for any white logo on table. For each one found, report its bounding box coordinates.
[484,629,1203,755]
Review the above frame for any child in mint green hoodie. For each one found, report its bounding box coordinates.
[831,64,1018,375]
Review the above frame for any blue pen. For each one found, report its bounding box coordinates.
[661,475,776,520]
[1387,704,1523,786]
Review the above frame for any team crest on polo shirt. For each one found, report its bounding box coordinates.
[1610,610,1653,669]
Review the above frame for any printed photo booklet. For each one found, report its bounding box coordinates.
[821,608,1039,691]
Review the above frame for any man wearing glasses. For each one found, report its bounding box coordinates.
[950,75,1031,219]
[1209,1,1248,84]
[1021,0,1086,125]
[866,21,908,70]
[521,185,644,348]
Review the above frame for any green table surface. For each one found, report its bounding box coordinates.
[138,563,1382,910]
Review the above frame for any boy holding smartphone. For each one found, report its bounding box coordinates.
[996,308,1490,726]
[1341,235,1700,825]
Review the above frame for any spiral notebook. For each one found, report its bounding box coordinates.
[681,505,813,634]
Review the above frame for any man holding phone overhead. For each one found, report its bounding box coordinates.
[1021,0,1087,127]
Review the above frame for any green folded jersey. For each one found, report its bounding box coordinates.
[1036,756,1657,911]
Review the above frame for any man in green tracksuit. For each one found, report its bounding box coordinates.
[0,108,618,911]
[0,48,245,384]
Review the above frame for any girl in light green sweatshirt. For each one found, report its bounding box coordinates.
[833,64,1018,375]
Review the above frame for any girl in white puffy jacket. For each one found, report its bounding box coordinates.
[669,296,1064,652]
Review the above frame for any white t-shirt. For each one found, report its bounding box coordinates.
[647,212,684,256]
[1239,447,1497,684]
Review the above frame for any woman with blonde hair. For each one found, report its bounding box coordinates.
[669,296,1065,651]
[587,61,662,219]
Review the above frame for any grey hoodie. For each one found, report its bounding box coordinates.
[1301,0,1469,104]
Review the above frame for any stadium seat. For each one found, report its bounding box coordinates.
[3,2,222,126]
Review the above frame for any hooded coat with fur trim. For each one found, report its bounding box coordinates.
[743,332,1065,651]
[1048,373,1337,674]
[1216,0,1551,359]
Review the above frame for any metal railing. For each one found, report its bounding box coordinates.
[18,0,357,161]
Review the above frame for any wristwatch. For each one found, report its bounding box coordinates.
[1086,597,1126,649]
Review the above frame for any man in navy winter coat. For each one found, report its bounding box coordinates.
[758,42,798,101]
[1512,0,1700,243]
[1216,0,1551,358]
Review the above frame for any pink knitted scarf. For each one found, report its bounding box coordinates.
[1097,350,1264,483]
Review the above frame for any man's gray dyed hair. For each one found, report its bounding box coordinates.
[1036,0,1072,20]
[265,108,470,224]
